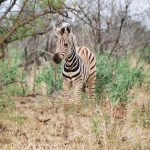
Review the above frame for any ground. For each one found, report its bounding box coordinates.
[0,88,150,150]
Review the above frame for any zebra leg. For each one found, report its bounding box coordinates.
[87,75,96,102]
[62,81,70,111]
[73,79,83,104]
[62,80,70,139]
[73,83,83,113]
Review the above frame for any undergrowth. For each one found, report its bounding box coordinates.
[36,64,63,94]
[96,54,145,102]
[0,51,146,105]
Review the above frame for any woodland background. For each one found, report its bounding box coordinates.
[0,0,150,149]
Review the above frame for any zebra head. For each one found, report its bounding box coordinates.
[53,25,76,64]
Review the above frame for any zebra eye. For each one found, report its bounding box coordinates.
[64,43,68,47]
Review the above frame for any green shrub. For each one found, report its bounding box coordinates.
[96,54,144,102]
[0,51,26,96]
[96,54,112,100]
[0,60,18,86]
[36,64,63,94]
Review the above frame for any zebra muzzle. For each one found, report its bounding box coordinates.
[53,53,62,64]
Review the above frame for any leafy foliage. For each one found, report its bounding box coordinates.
[36,53,145,102]
[39,0,65,11]
[0,58,18,86]
[96,54,144,102]
[0,50,26,96]
[36,64,63,94]
[0,50,145,103]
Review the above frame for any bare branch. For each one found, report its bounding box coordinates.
[0,0,17,22]
[78,5,92,24]
[8,26,52,43]
[65,5,128,32]
[109,2,131,55]
[0,8,60,44]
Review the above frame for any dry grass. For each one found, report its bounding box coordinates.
[0,89,150,150]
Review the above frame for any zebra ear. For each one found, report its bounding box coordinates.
[53,25,61,37]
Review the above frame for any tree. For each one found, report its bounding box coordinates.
[0,0,68,59]
[65,0,134,55]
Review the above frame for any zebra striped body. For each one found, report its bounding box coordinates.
[53,25,96,103]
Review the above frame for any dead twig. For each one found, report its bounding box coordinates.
[35,116,51,124]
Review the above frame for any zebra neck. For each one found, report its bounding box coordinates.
[65,45,79,68]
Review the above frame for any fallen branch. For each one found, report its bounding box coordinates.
[35,116,51,124]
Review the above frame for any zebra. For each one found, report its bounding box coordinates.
[53,25,96,104]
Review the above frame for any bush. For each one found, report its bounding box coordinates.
[0,51,26,96]
[36,64,63,94]
[96,54,144,102]
[0,59,18,86]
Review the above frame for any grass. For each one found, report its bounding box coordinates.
[0,90,150,150]
[0,49,150,149]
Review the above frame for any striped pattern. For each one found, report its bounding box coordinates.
[53,26,96,103]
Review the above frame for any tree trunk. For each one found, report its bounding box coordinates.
[0,43,8,60]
